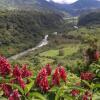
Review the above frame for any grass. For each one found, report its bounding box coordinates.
[39,44,80,59]
[40,50,59,57]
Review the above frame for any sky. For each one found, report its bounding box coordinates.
[46,0,78,4]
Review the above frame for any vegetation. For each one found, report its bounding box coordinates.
[0,3,100,99]
[78,11,100,26]
[14,26,100,68]
[0,41,100,100]
[0,10,63,57]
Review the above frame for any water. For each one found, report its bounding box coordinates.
[8,35,48,60]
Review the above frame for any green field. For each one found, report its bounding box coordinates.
[39,44,80,58]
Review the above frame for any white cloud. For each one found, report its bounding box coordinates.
[46,0,78,4]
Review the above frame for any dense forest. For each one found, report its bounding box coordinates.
[78,11,100,26]
[0,10,63,57]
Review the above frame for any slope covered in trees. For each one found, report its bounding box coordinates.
[78,11,100,26]
[0,10,63,57]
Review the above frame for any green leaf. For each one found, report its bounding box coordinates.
[49,86,59,92]
[82,80,92,89]
[96,69,100,74]
[30,92,46,100]
[55,86,65,100]
[63,95,73,100]
[96,69,100,77]
[0,97,7,100]
[24,80,34,95]
[93,84,100,89]
[0,90,3,97]
[68,86,85,92]
[7,83,24,95]
[92,92,100,100]
[0,77,3,83]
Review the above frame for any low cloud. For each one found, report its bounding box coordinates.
[46,0,78,4]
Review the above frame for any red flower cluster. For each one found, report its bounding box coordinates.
[1,84,21,100]
[82,91,92,100]
[9,89,21,100]
[70,89,80,96]
[21,65,32,78]
[94,51,99,61]
[52,67,60,85]
[36,64,66,92]
[12,64,32,89]
[13,65,21,78]
[80,72,94,81]
[0,56,33,99]
[36,64,51,92]
[45,64,52,75]
[13,65,32,78]
[1,84,12,97]
[59,66,67,82]
[52,66,67,86]
[0,56,11,76]
[17,77,26,89]
[39,77,50,92]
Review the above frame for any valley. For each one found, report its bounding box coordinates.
[0,0,100,100]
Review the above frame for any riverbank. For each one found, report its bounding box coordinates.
[8,35,48,60]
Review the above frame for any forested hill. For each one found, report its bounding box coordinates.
[78,11,100,26]
[0,10,63,57]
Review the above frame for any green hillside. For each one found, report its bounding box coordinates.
[0,10,63,57]
[78,11,100,26]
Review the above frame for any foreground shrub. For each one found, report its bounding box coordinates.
[0,56,99,100]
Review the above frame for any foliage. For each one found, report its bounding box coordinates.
[0,10,63,57]
[0,55,100,100]
[78,11,100,26]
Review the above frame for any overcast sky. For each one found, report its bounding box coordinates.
[46,0,78,4]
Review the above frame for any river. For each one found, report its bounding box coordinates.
[8,35,48,60]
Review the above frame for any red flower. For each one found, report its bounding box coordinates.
[17,77,26,89]
[1,84,12,97]
[59,66,67,82]
[52,66,67,85]
[82,95,89,100]
[36,68,50,92]
[81,72,94,81]
[52,67,60,85]
[70,89,80,96]
[0,56,11,76]
[9,89,21,100]
[39,77,50,92]
[21,65,32,78]
[36,68,47,86]
[13,65,22,78]
[11,77,25,89]
[94,51,99,61]
[45,64,52,76]
[82,91,92,100]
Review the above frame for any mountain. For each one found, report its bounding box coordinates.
[0,0,49,10]
[68,0,100,15]
[51,0,100,15]
[48,0,100,15]
[0,0,63,12]
[78,11,100,26]
[0,0,100,16]
[71,0,100,9]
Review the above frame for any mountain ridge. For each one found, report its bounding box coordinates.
[0,0,100,15]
